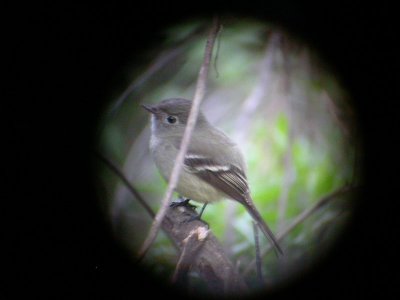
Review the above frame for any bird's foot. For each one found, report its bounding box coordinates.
[170,198,209,228]
[170,197,197,210]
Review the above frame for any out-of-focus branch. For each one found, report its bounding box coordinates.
[138,17,221,260]
[243,184,357,275]
[97,151,179,250]
[224,32,282,254]
[108,26,206,117]
[278,35,296,232]
[109,47,184,116]
[96,152,155,218]
[234,32,281,144]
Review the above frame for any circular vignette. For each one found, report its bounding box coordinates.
[93,16,363,298]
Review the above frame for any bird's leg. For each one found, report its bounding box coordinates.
[184,203,209,228]
[198,203,208,219]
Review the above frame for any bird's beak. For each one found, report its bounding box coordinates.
[141,103,157,114]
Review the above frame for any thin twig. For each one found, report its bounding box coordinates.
[243,184,357,275]
[213,24,223,78]
[138,17,221,259]
[252,221,263,283]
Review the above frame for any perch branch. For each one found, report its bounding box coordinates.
[138,16,221,259]
[98,150,247,293]
[172,227,209,287]
[166,206,247,294]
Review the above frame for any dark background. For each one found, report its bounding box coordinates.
[7,2,397,298]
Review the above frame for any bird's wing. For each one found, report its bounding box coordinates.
[183,154,249,203]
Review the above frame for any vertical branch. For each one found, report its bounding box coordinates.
[138,17,221,259]
[234,32,281,144]
[277,137,294,232]
[253,221,263,283]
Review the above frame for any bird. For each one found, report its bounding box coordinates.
[142,98,283,256]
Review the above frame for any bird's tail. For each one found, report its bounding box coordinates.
[244,198,284,257]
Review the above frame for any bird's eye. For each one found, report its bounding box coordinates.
[166,116,177,124]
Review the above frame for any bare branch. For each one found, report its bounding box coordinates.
[224,32,282,255]
[97,151,180,251]
[213,24,223,78]
[108,25,206,117]
[278,34,296,232]
[253,221,263,283]
[234,32,281,144]
[166,206,248,295]
[138,17,221,259]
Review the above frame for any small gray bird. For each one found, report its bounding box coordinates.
[142,98,283,256]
